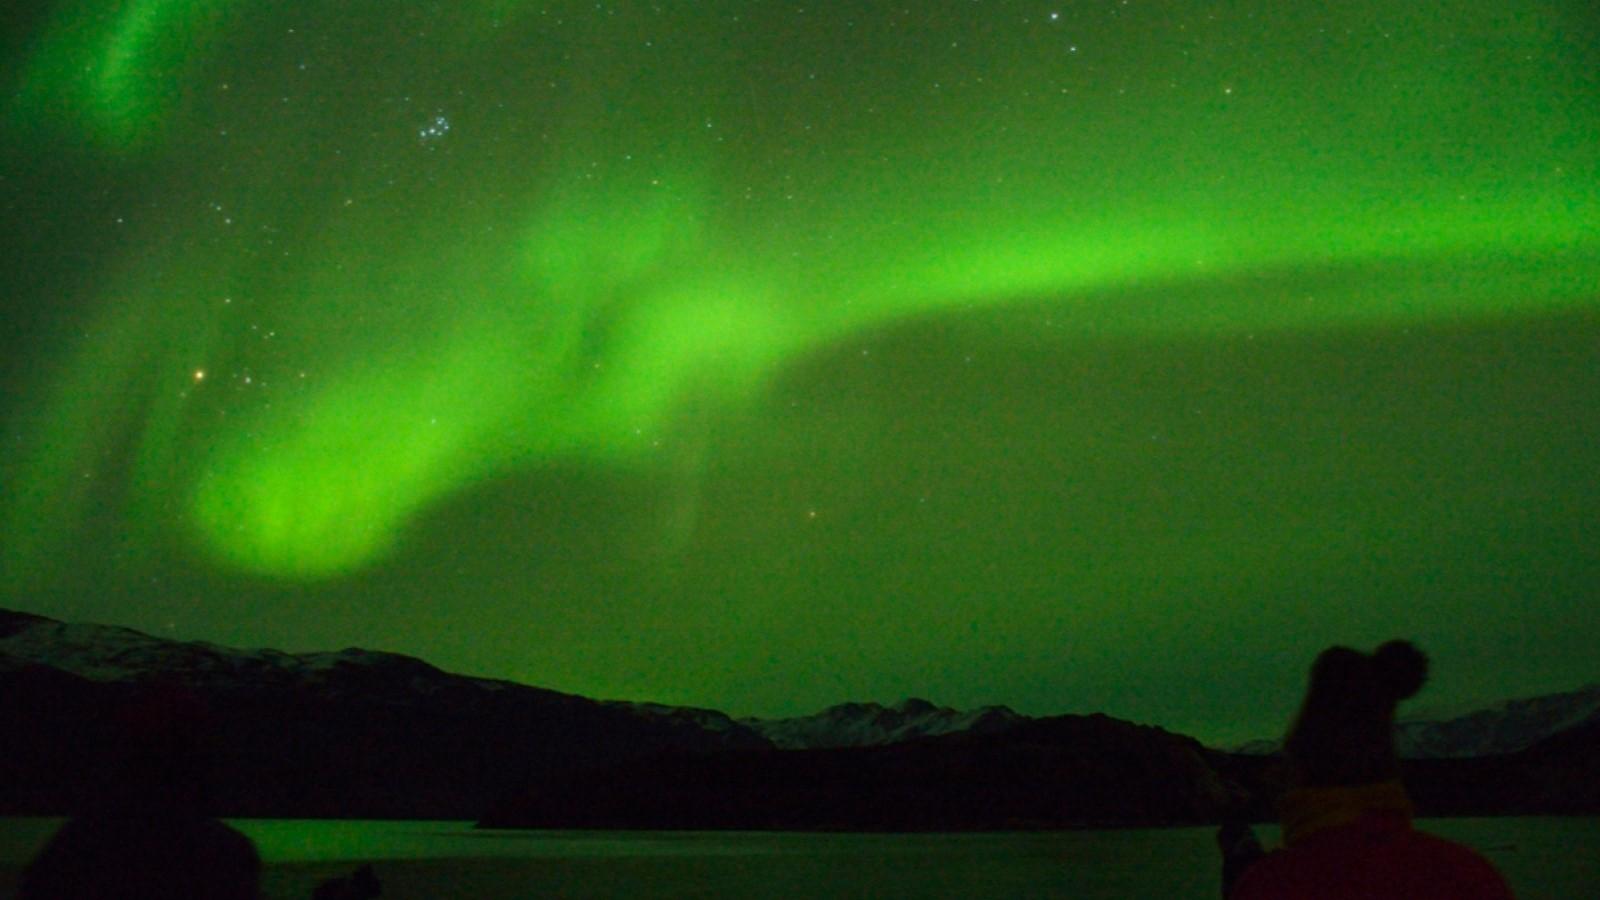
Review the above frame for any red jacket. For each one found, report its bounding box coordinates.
[1231,808,1515,900]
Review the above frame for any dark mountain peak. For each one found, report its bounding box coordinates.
[0,608,773,818]
[0,607,59,638]
[301,646,448,678]
[481,703,1234,831]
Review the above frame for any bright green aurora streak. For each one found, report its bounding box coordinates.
[7,0,1596,578]
[3,2,1599,738]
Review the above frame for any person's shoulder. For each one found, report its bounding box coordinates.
[1407,830,1515,897]
[1229,836,1514,900]
[1228,848,1306,899]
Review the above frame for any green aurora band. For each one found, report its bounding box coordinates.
[4,0,1598,582]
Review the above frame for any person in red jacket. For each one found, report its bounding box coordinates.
[1221,640,1515,900]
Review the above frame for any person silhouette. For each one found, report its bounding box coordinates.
[1220,640,1515,899]
[17,683,261,899]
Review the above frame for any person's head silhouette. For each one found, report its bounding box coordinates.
[1282,640,1427,788]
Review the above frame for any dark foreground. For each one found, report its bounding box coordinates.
[3,817,1596,900]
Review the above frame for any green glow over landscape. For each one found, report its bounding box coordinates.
[3,0,1597,742]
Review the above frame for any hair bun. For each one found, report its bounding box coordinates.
[1373,640,1428,700]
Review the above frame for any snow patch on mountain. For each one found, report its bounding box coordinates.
[1228,683,1600,758]
[740,697,1023,749]
[605,701,757,737]
[0,609,517,702]
[1393,683,1600,758]
[0,607,770,748]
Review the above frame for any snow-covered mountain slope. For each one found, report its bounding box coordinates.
[1227,683,1600,759]
[1393,684,1600,758]
[0,607,526,702]
[0,607,767,746]
[2,609,1021,753]
[0,607,772,817]
[740,697,1024,749]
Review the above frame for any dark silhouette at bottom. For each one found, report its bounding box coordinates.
[17,684,261,899]
[1218,640,1516,900]
[19,814,261,900]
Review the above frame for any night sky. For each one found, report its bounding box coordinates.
[3,0,1597,745]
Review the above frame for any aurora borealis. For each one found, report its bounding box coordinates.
[2,0,1597,743]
